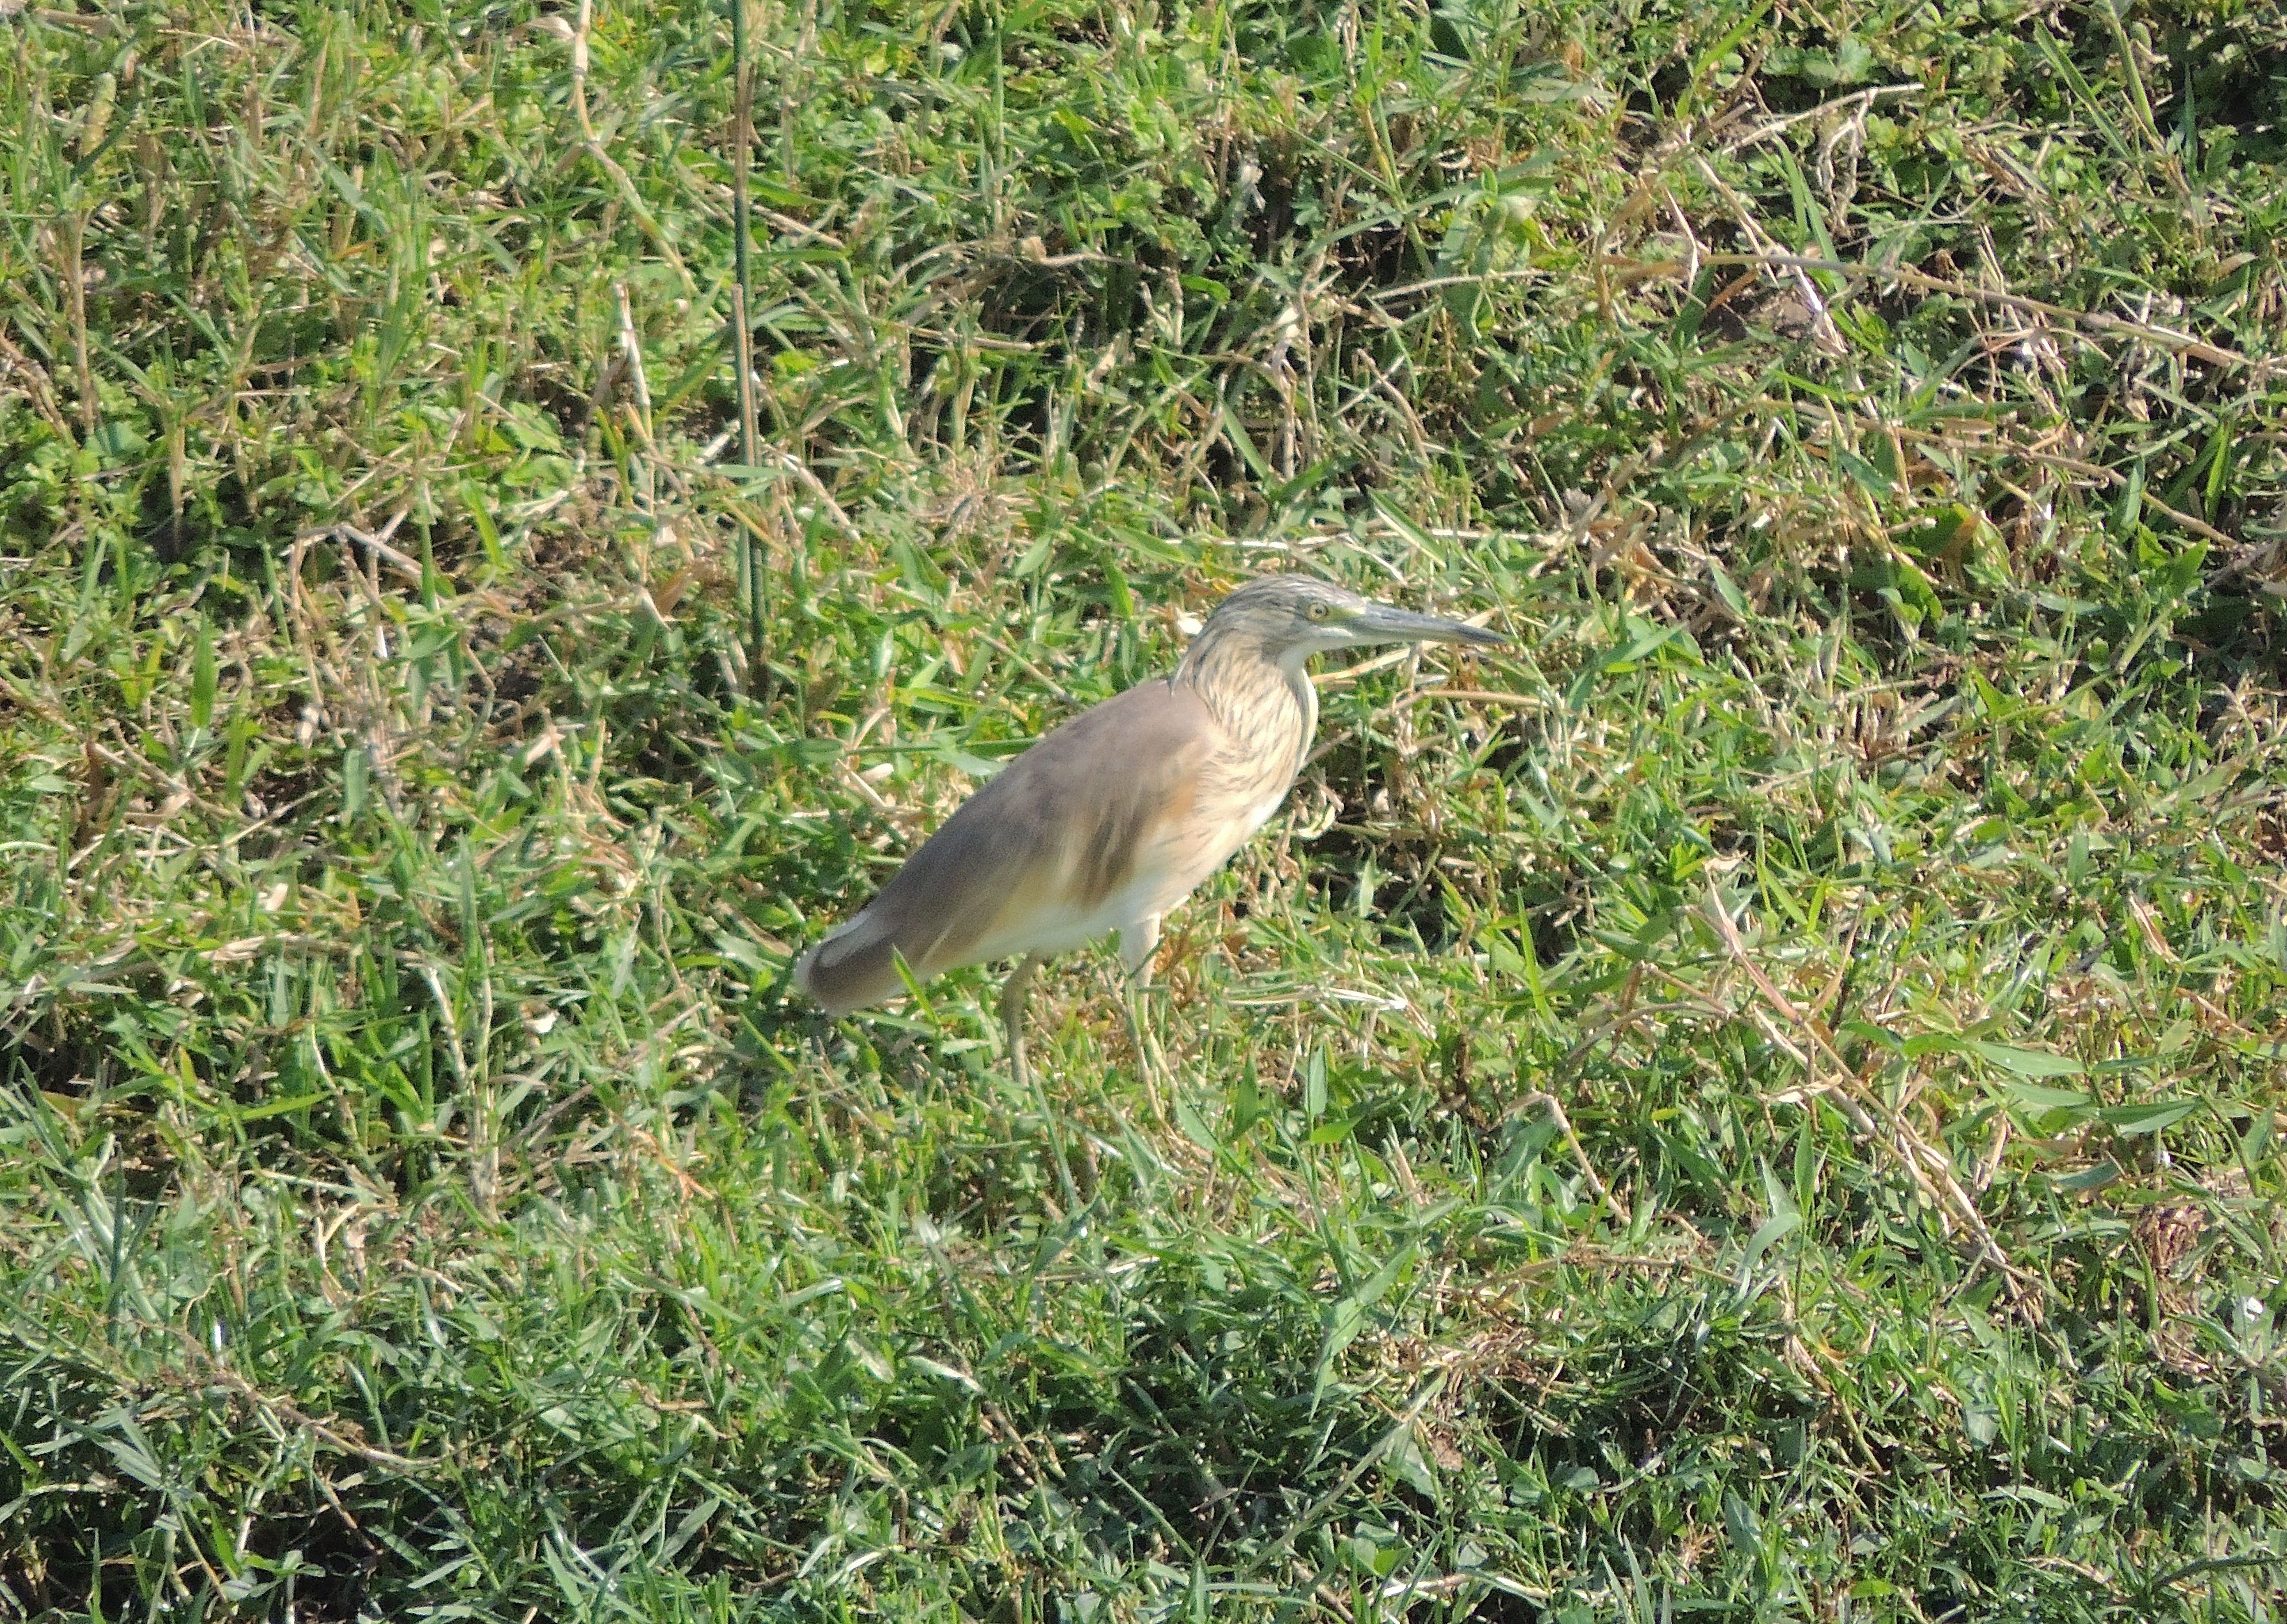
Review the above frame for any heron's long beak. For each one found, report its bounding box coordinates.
[1345,603,1509,648]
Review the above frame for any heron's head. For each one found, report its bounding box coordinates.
[1203,574,1509,661]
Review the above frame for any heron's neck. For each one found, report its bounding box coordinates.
[1175,626,1317,780]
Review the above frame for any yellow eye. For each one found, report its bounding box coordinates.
[1307,602,1330,621]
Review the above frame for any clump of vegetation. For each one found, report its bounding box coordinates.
[2,0,2284,1617]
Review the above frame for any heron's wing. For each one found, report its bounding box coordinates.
[796,679,1226,1014]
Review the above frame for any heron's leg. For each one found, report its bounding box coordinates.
[1116,916,1169,1118]
[1001,954,1077,1212]
[1116,915,1162,980]
[1000,952,1041,1092]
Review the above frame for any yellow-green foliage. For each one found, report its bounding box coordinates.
[2,0,2285,1617]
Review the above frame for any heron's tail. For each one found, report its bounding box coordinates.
[792,914,911,1016]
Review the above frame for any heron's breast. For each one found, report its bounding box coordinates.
[1162,751,1297,875]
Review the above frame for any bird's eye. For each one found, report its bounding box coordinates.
[1307,602,1330,621]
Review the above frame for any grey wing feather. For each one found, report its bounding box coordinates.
[795,679,1220,1015]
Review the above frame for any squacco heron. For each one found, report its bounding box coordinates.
[795,574,1506,1086]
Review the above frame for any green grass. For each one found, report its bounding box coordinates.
[3,0,2286,1617]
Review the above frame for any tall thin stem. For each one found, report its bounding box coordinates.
[730,0,766,689]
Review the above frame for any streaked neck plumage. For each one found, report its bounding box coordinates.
[1175,620,1318,788]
